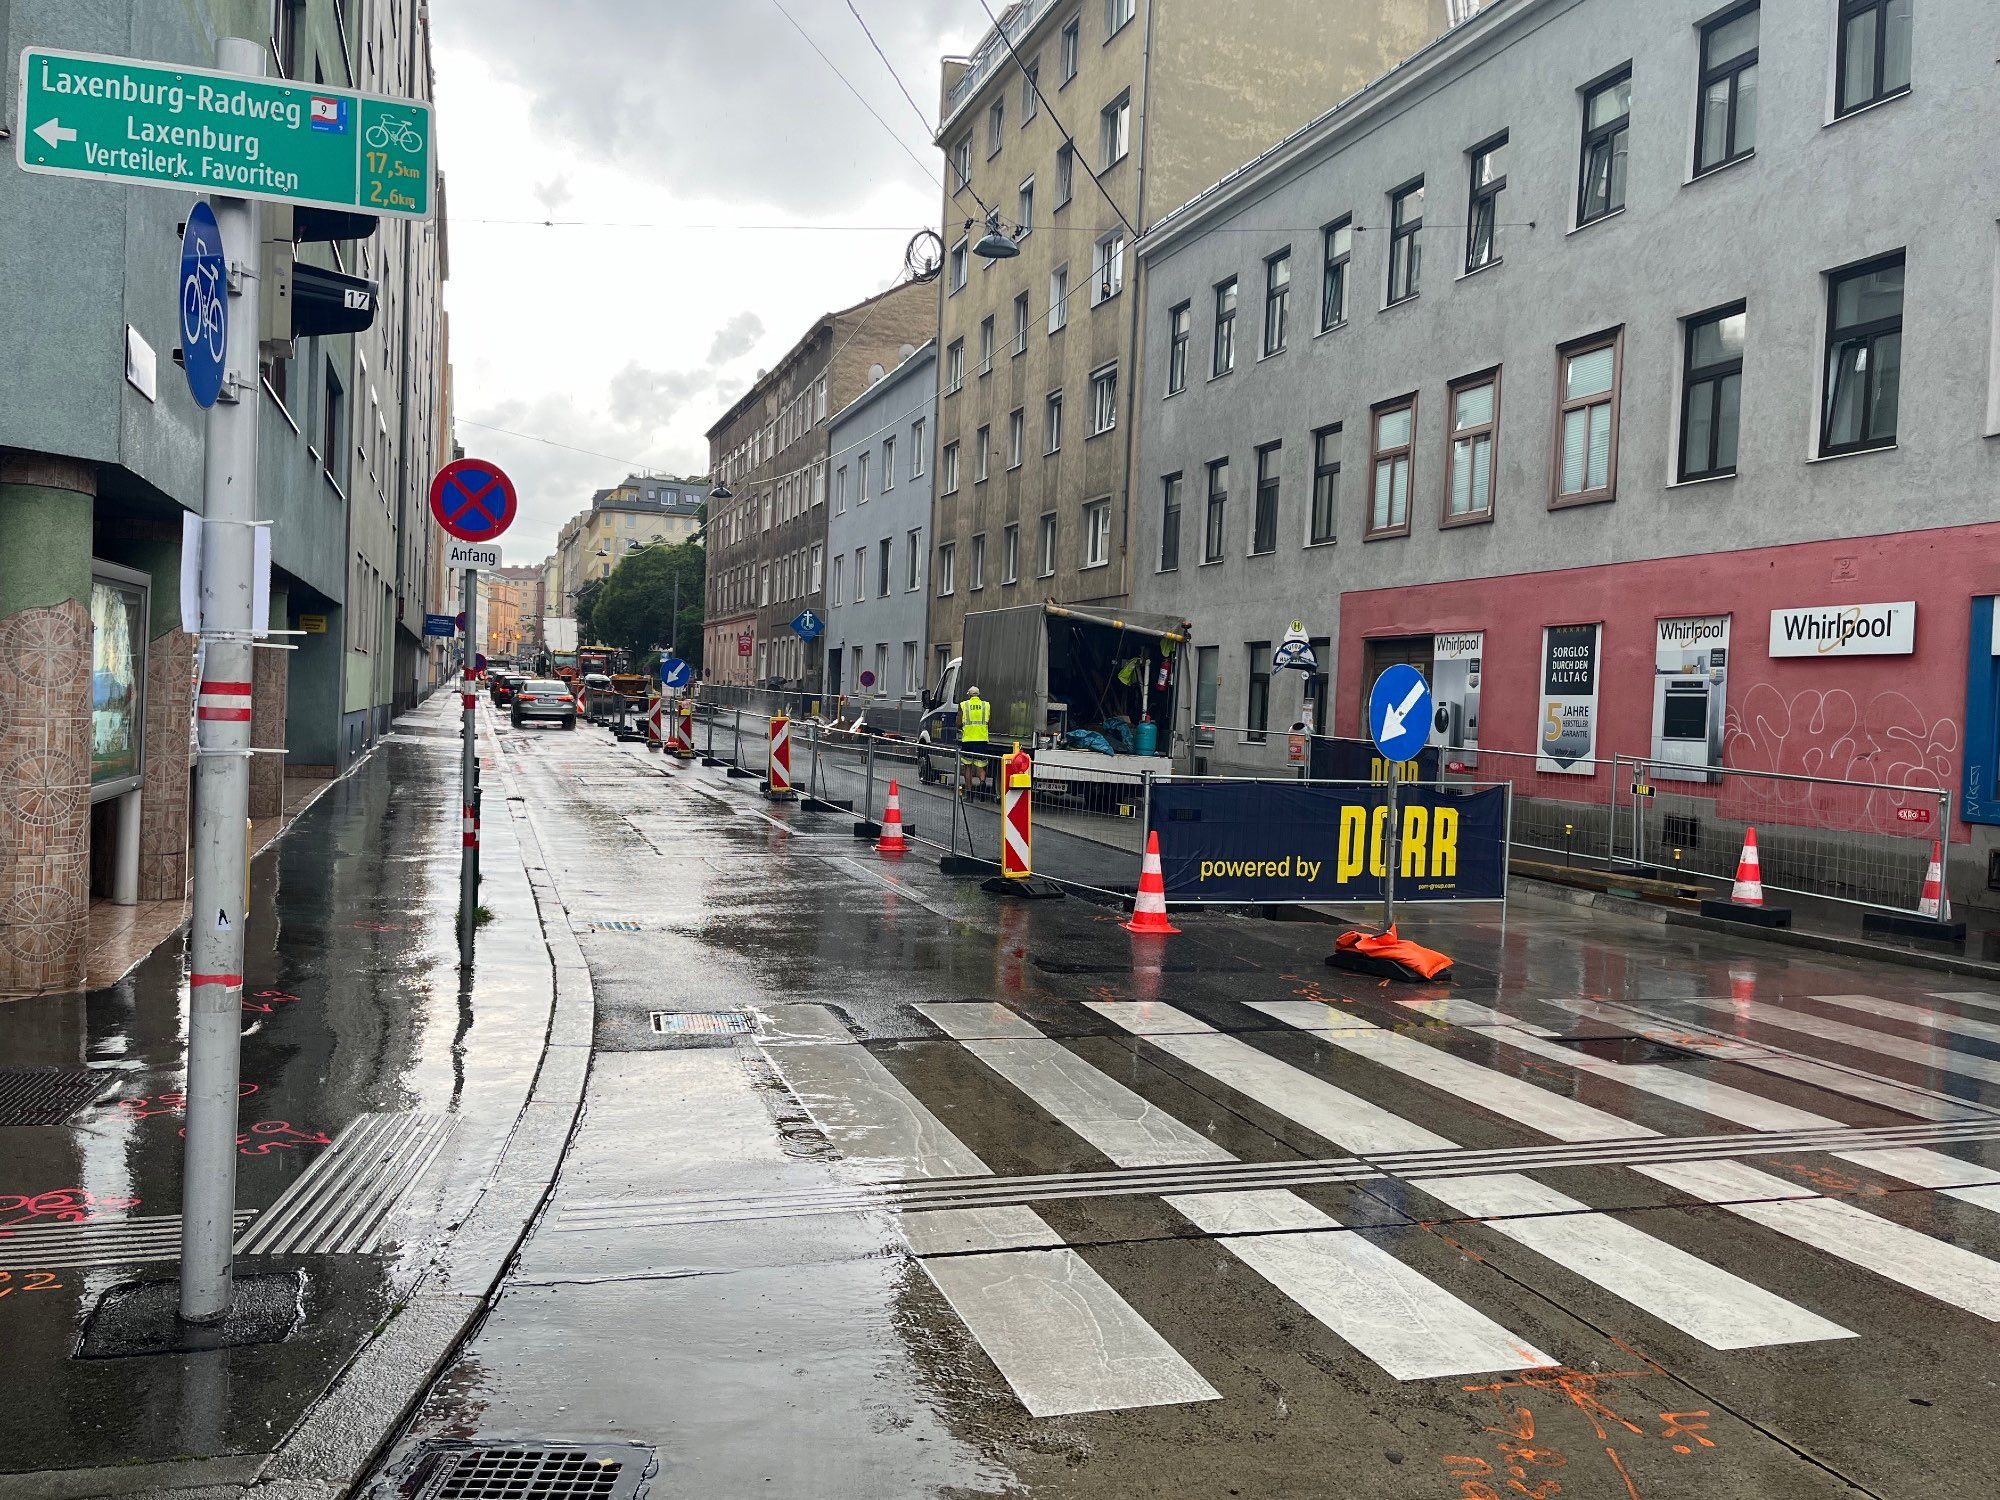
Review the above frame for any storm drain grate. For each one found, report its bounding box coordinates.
[581,919,644,933]
[651,1010,752,1036]
[400,1443,651,1500]
[0,1069,107,1126]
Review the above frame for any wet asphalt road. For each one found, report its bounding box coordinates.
[380,709,2000,1499]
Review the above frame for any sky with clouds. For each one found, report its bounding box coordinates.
[429,0,988,560]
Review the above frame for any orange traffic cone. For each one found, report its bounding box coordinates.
[1729,827,1765,907]
[876,780,909,857]
[1919,839,1950,921]
[1122,831,1180,935]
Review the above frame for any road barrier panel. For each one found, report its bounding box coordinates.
[985,743,1063,900]
[765,715,795,801]
[671,697,695,759]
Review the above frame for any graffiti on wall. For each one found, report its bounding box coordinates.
[1721,684,1957,835]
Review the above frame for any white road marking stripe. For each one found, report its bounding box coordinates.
[1257,1001,2000,1323]
[1931,991,2000,1014]
[1810,992,2000,1047]
[761,1036,1218,1417]
[1608,996,2000,1086]
[923,1002,1555,1377]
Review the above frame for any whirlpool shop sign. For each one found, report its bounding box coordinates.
[1768,601,1915,658]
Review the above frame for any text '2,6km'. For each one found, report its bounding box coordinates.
[15,47,433,217]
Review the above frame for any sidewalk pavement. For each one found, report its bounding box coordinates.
[0,694,591,1500]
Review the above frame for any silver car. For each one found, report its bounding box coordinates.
[510,679,577,730]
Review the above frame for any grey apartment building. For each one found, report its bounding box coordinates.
[1131,0,2000,895]
[825,342,938,707]
[925,0,1460,682]
[703,282,934,689]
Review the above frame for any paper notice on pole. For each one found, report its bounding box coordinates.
[253,525,272,637]
[180,512,203,633]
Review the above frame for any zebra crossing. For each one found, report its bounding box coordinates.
[681,986,2000,1417]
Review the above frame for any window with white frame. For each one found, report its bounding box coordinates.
[1100,91,1131,169]
[975,424,991,482]
[1106,0,1134,38]
[857,449,870,503]
[1013,291,1030,355]
[834,464,848,514]
[1021,59,1039,122]
[1092,232,1125,304]
[1055,143,1074,207]
[1554,330,1622,502]
[987,98,1004,156]
[1083,498,1111,568]
[942,440,960,492]
[1049,264,1070,331]
[937,541,956,596]
[1061,14,1080,80]
[905,529,922,590]
[949,239,967,293]
[1038,512,1057,576]
[945,338,964,392]
[1008,408,1025,468]
[911,417,926,477]
[970,532,986,590]
[881,435,896,489]
[1002,523,1019,583]
[831,552,845,606]
[1089,363,1118,434]
[1017,177,1035,240]
[1045,389,1063,452]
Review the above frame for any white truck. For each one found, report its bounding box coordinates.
[915,603,1188,795]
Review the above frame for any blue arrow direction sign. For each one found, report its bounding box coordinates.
[179,201,228,408]
[791,609,824,641]
[1369,664,1432,764]
[660,657,692,688]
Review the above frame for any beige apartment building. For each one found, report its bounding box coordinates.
[551,473,707,620]
[926,0,1461,670]
[704,282,935,688]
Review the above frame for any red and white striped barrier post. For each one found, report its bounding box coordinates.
[766,714,794,800]
[986,743,1062,899]
[647,690,664,751]
[674,697,695,758]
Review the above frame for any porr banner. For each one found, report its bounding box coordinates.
[1148,781,1507,905]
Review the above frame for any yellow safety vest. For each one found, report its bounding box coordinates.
[961,695,991,742]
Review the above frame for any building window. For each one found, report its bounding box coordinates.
[1194,645,1218,744]
[1309,424,1341,544]
[975,424,992,481]
[1212,277,1237,376]
[1320,217,1352,329]
[903,641,919,694]
[882,435,897,489]
[1263,250,1291,356]
[853,548,867,603]
[1100,92,1131,169]
[1046,389,1064,452]
[1017,177,1035,240]
[937,542,955,596]
[1246,643,1272,743]
[906,529,922,591]
[949,239,968,292]
[1061,14,1080,81]
[1049,264,1070,332]
[834,464,848,514]
[1160,472,1183,571]
[1022,60,1040,122]
[1369,397,1415,537]
[1167,301,1191,394]
[912,418,927,476]
[1578,69,1632,225]
[1055,143,1074,207]
[987,98,1004,156]
[1013,291,1030,355]
[979,316,995,375]
[1106,0,1134,38]
[1555,330,1623,503]
[1092,232,1125,304]
[1203,458,1228,563]
[1387,181,1424,304]
[1680,303,1746,480]
[810,542,823,592]
[1696,4,1758,174]
[970,532,986,590]
[1836,0,1912,117]
[1466,133,1507,272]
[946,338,964,392]
[952,136,971,190]
[857,450,871,503]
[1038,513,1057,577]
[1445,371,1499,522]
[1002,523,1020,583]
[322,359,346,485]
[1821,252,1904,455]
[1090,363,1118,434]
[1008,408,1025,468]
[941,440,960,493]
[1082,499,1112,567]
[831,553,845,607]
[1251,442,1281,554]
[878,539,893,598]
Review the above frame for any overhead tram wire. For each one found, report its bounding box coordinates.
[842,0,999,226]
[765,0,947,195]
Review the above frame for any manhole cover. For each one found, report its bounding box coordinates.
[0,1069,107,1126]
[387,1443,653,1500]
[1548,1034,1704,1065]
[651,1011,751,1036]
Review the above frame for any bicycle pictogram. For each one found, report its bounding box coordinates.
[182,254,226,366]
[365,117,425,153]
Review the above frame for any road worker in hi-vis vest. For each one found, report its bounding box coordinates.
[959,686,993,795]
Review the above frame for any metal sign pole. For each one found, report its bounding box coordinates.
[178,34,263,1326]
[458,565,477,951]
[1383,772,1398,931]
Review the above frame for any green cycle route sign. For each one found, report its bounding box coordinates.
[14,47,432,218]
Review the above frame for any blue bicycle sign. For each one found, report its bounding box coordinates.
[180,201,228,408]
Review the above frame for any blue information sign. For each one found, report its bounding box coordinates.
[1368,664,1433,764]
[423,613,456,638]
[660,656,692,688]
[179,201,228,408]
[791,609,824,641]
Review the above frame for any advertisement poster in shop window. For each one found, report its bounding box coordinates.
[1538,622,1600,774]
[1651,615,1729,782]
[1430,631,1483,770]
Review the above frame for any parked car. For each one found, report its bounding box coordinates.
[511,679,576,730]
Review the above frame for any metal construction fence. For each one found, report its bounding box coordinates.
[1609,755,1950,913]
